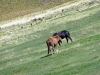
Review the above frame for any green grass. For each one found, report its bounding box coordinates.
[0,3,100,75]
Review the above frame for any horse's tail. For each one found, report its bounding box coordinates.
[68,32,73,42]
[46,41,50,55]
[68,31,70,36]
[65,31,73,42]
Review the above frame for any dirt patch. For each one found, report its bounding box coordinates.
[0,0,99,29]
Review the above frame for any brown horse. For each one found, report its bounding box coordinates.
[46,36,62,55]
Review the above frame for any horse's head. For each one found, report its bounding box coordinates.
[58,36,62,43]
[53,32,59,36]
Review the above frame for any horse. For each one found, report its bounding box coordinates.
[53,30,72,46]
[46,36,62,55]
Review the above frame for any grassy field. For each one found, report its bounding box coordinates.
[0,0,76,21]
[0,1,100,75]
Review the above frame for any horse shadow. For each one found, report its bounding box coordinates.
[40,54,52,59]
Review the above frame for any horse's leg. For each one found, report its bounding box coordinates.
[67,35,73,42]
[51,44,55,55]
[46,42,50,55]
[65,37,68,43]
[56,44,59,54]
[58,41,61,46]
[65,31,73,42]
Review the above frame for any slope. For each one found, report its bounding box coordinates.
[0,3,100,75]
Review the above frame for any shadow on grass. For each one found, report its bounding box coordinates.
[40,54,52,59]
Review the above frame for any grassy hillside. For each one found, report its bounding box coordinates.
[0,0,76,21]
[0,2,100,75]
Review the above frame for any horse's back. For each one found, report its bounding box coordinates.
[61,30,70,36]
[46,36,60,45]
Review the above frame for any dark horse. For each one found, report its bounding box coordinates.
[53,30,72,45]
[46,36,62,55]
